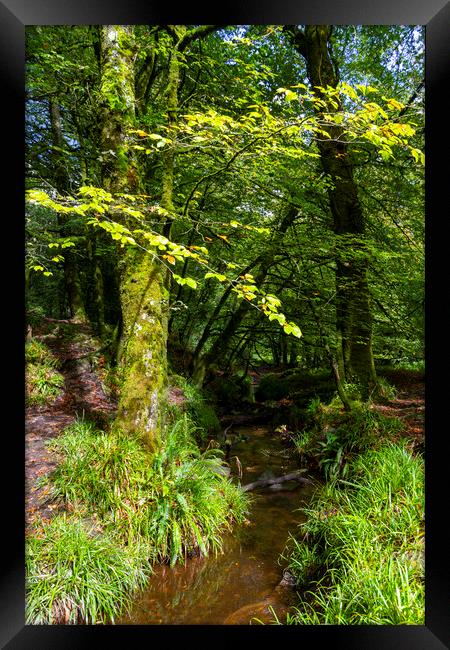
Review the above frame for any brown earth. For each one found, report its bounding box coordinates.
[373,368,425,452]
[25,320,117,529]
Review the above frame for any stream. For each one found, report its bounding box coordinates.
[118,423,316,625]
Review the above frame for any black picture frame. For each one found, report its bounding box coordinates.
[4,0,449,647]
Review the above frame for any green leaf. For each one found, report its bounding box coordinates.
[204,272,227,282]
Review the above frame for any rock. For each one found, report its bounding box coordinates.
[223,597,289,625]
[277,569,297,588]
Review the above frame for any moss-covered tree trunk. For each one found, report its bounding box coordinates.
[99,25,168,449]
[286,25,378,396]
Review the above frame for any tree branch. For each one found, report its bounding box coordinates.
[241,469,311,492]
[178,25,224,51]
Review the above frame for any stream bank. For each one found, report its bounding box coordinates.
[118,423,316,625]
[25,321,424,625]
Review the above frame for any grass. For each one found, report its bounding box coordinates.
[26,514,152,624]
[25,339,65,406]
[27,414,249,624]
[294,398,404,481]
[281,441,424,625]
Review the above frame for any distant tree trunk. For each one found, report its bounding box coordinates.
[85,234,105,337]
[48,98,88,323]
[285,25,378,396]
[99,25,168,449]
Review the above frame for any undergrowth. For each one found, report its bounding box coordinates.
[25,339,64,406]
[26,514,152,624]
[281,441,424,625]
[294,397,404,481]
[170,375,221,442]
[26,414,249,624]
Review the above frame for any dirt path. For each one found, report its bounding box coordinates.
[25,320,117,529]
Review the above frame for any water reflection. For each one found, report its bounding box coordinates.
[119,425,314,625]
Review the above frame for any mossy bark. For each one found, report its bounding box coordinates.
[287,25,378,396]
[100,25,168,448]
[115,249,169,449]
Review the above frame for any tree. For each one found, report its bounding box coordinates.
[284,25,378,396]
[97,25,169,449]
[25,24,424,419]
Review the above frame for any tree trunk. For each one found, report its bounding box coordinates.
[99,25,168,449]
[48,98,88,323]
[115,248,169,446]
[286,25,377,396]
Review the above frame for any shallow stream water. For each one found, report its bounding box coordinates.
[118,424,316,625]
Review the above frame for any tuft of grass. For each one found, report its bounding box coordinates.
[48,415,249,565]
[282,441,424,625]
[294,399,404,481]
[26,514,152,624]
[25,340,64,406]
[130,417,249,565]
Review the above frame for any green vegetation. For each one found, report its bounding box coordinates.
[294,396,404,481]
[26,514,152,624]
[255,368,334,404]
[25,340,64,406]
[282,441,424,625]
[24,23,424,626]
[26,415,249,623]
[169,375,222,441]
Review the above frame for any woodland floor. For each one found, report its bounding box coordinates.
[25,319,117,529]
[25,319,425,530]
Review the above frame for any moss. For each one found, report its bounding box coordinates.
[114,251,168,449]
